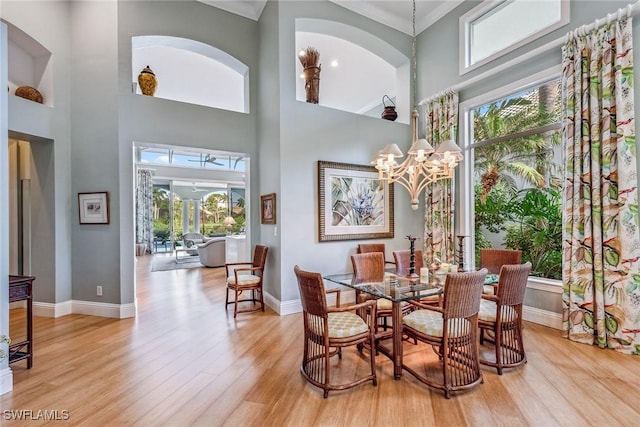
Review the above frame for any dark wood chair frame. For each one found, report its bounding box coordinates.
[403,269,487,398]
[294,265,377,398]
[479,262,532,374]
[225,245,268,318]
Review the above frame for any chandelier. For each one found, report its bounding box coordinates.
[373,0,462,210]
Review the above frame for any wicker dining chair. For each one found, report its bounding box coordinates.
[293,265,377,398]
[225,245,268,318]
[478,262,532,374]
[357,243,395,267]
[351,252,409,332]
[392,249,423,277]
[479,248,522,294]
[402,269,488,398]
[479,248,522,274]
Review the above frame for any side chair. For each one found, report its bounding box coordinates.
[357,243,395,267]
[351,252,410,332]
[479,248,522,294]
[402,269,488,398]
[478,262,532,374]
[225,245,268,318]
[294,265,377,398]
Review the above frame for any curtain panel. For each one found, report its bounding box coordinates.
[562,17,640,354]
[136,169,154,254]
[423,92,458,267]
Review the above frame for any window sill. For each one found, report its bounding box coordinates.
[527,276,562,294]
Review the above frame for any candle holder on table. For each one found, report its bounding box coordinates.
[456,235,467,272]
[406,235,420,280]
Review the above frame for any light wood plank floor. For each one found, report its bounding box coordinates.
[3,254,640,426]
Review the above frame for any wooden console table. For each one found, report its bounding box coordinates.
[8,275,34,368]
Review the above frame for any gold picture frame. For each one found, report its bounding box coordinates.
[318,160,394,242]
[261,193,276,224]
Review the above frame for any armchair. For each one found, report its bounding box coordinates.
[183,232,211,255]
[294,265,377,398]
[197,237,226,267]
[225,245,268,318]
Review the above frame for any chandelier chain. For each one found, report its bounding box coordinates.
[412,0,417,109]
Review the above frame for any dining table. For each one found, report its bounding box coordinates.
[323,271,499,379]
[323,272,444,379]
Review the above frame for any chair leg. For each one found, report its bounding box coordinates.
[234,288,239,318]
[494,325,502,375]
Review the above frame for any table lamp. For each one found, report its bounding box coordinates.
[223,216,236,234]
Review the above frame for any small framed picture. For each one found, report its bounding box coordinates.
[261,193,276,224]
[78,192,110,224]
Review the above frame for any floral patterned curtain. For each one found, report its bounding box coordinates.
[136,169,153,253]
[423,91,458,267]
[562,17,640,354]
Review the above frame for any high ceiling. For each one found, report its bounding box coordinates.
[198,0,463,35]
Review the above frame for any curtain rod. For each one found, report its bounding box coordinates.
[419,0,640,106]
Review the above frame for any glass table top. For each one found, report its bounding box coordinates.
[323,273,443,303]
[323,272,499,303]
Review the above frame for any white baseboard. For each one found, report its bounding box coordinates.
[33,301,72,318]
[32,300,136,319]
[0,367,13,396]
[523,305,563,330]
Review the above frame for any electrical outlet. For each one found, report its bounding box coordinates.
[274,226,278,236]
[97,286,103,296]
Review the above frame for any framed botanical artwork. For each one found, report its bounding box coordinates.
[261,193,276,224]
[78,192,110,224]
[318,160,394,242]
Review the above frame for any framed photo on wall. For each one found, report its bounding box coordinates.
[318,160,394,242]
[261,193,276,224]
[78,192,110,224]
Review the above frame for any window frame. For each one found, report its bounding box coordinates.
[459,0,569,75]
[458,64,562,286]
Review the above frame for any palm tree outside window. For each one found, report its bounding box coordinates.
[471,78,563,279]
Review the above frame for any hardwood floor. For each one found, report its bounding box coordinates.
[3,254,640,426]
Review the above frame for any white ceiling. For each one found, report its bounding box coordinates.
[198,0,463,35]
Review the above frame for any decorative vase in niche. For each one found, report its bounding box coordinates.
[15,86,43,104]
[138,65,157,96]
[381,95,397,121]
[303,65,321,104]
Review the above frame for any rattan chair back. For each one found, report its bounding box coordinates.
[350,252,385,284]
[294,265,328,318]
[393,249,423,276]
[497,262,531,306]
[442,269,488,319]
[479,248,522,274]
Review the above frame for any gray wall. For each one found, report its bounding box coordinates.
[275,1,418,303]
[117,1,260,305]
[2,0,73,305]
[258,0,282,300]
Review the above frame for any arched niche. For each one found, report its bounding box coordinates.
[295,19,409,123]
[132,35,249,113]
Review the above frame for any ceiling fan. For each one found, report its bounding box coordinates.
[188,154,224,166]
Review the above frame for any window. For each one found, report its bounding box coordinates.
[460,0,569,74]
[138,146,246,172]
[464,73,562,280]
